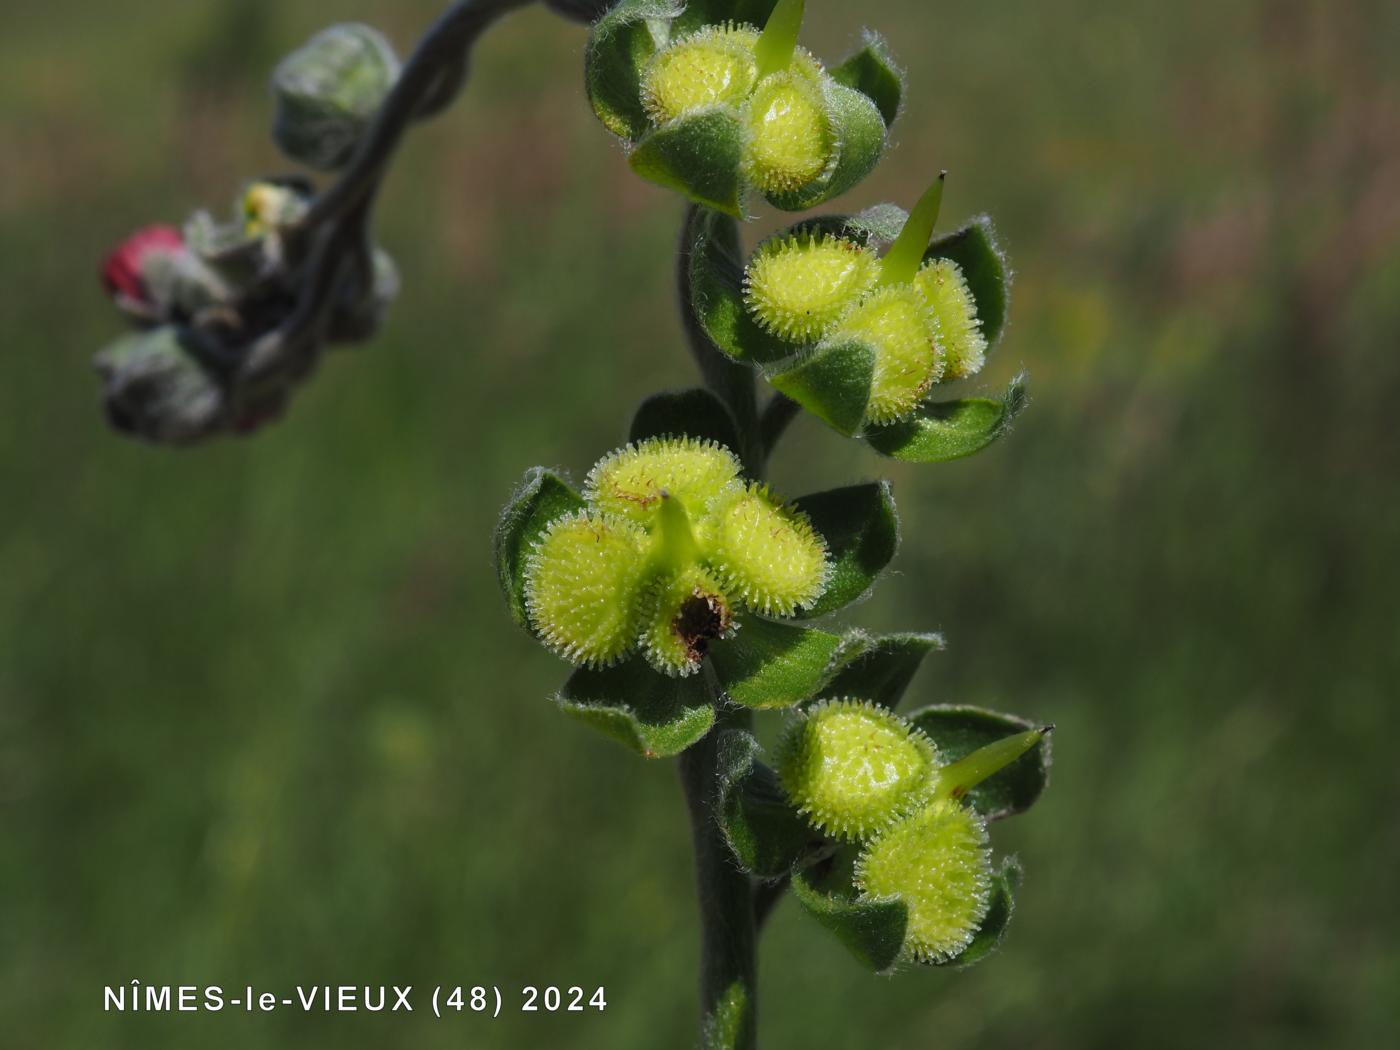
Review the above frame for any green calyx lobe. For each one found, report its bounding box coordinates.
[864,374,1028,463]
[909,705,1053,821]
[793,843,1024,973]
[651,491,703,573]
[814,630,943,710]
[556,657,715,759]
[934,726,1051,803]
[753,0,804,78]
[831,31,903,127]
[717,729,820,877]
[877,172,944,288]
[493,467,586,630]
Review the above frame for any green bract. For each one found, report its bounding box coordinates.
[586,0,900,216]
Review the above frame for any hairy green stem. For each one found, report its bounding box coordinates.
[678,203,761,473]
[679,698,758,1050]
[677,202,768,1048]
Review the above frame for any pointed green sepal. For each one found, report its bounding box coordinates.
[831,31,903,127]
[629,387,742,450]
[907,705,1052,820]
[791,482,899,618]
[762,82,887,212]
[584,0,683,141]
[935,727,1052,805]
[815,631,944,708]
[792,848,908,973]
[493,467,586,630]
[630,109,747,217]
[685,206,794,365]
[864,374,1028,463]
[710,616,844,708]
[767,340,875,437]
[879,173,945,288]
[928,855,1022,968]
[716,729,821,877]
[555,657,715,758]
[924,216,1011,345]
[754,0,805,78]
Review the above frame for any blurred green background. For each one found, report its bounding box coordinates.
[3,0,1398,1046]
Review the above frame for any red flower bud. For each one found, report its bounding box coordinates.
[100,225,185,306]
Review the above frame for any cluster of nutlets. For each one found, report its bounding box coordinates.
[642,22,842,198]
[589,0,893,214]
[744,212,987,426]
[524,437,830,677]
[779,700,1000,964]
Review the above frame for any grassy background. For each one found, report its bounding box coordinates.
[3,0,1398,1046]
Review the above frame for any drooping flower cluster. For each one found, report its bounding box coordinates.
[779,699,1001,963]
[97,176,401,444]
[94,23,403,446]
[524,436,830,676]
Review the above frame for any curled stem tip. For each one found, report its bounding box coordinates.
[934,726,1046,802]
[755,0,806,78]
[878,171,947,288]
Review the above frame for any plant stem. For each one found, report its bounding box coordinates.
[678,700,758,1050]
[299,0,532,234]
[678,204,762,473]
[677,202,766,1048]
